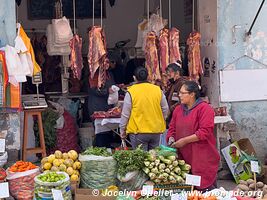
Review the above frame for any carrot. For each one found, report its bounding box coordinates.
[9,161,38,172]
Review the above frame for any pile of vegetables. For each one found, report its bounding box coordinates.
[81,147,112,157]
[0,168,6,181]
[113,146,147,176]
[9,161,38,172]
[237,179,267,198]
[34,172,72,200]
[41,150,81,182]
[142,147,191,184]
[37,172,66,183]
[188,192,217,200]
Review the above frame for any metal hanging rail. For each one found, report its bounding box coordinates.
[73,0,76,34]
[147,0,150,30]
[192,0,195,31]
[169,0,172,29]
[247,0,265,36]
[101,0,103,28]
[92,0,95,26]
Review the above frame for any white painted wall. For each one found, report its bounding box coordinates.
[17,0,191,53]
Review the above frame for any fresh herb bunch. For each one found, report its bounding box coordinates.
[81,147,112,157]
[34,108,59,150]
[113,146,147,176]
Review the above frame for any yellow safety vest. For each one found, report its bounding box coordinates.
[126,83,166,134]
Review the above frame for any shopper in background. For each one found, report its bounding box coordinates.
[165,62,188,112]
[108,52,125,85]
[166,81,220,190]
[120,67,169,151]
[88,69,115,148]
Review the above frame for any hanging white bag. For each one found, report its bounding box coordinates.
[52,16,73,45]
[108,85,120,105]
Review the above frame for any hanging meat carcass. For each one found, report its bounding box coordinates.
[169,27,181,64]
[88,26,109,88]
[144,31,161,82]
[159,28,169,73]
[187,31,203,81]
[70,34,83,80]
[158,28,169,88]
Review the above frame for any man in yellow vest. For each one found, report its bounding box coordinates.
[120,67,169,151]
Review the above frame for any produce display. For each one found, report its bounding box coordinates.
[34,171,72,200]
[9,160,38,172]
[142,147,191,184]
[0,168,6,181]
[236,179,267,198]
[79,147,117,189]
[41,150,81,182]
[7,165,40,200]
[81,146,112,157]
[37,172,66,182]
[113,146,147,176]
[187,192,217,200]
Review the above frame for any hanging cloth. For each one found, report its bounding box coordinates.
[5,83,21,109]
[0,51,20,109]
[0,51,8,106]
[15,23,34,76]
[18,25,41,75]
[1,45,26,86]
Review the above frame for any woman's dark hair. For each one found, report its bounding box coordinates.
[134,66,148,81]
[166,63,183,76]
[183,81,201,99]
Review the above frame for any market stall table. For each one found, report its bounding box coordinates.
[94,116,233,147]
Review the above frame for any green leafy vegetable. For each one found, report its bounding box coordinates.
[81,147,112,157]
[113,146,147,176]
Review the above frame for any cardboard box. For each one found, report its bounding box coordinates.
[71,179,80,194]
[75,187,116,200]
[221,138,258,184]
[221,138,256,183]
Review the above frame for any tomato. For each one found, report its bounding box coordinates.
[0,168,6,180]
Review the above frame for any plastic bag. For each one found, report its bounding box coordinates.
[117,171,139,183]
[79,154,117,189]
[7,168,40,200]
[108,85,120,105]
[157,145,177,157]
[52,17,73,44]
[58,98,80,118]
[0,152,8,167]
[34,172,72,200]
[118,171,148,191]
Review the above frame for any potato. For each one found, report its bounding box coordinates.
[249,183,256,190]
[238,184,250,191]
[239,180,248,186]
[263,188,267,196]
[263,184,267,190]
[256,181,264,188]
[247,179,255,185]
